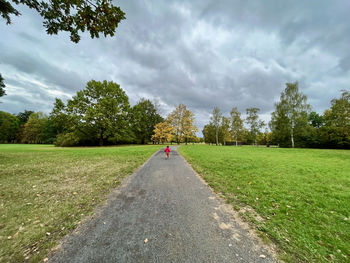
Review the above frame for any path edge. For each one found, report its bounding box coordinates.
[177,146,284,263]
[46,147,162,259]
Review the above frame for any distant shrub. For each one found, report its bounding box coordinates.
[55,133,79,147]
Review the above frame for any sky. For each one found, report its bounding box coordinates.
[1,0,350,134]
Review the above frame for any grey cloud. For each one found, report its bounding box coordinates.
[0,47,85,94]
[1,0,349,134]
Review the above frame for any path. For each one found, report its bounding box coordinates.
[49,146,276,263]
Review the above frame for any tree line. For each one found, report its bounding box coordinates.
[0,80,199,146]
[203,82,350,149]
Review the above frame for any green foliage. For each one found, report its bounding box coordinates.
[0,111,19,142]
[22,112,54,144]
[308,111,324,128]
[0,144,161,262]
[17,110,34,124]
[320,90,350,148]
[55,132,80,147]
[180,145,350,263]
[270,82,310,148]
[230,107,244,145]
[202,123,216,144]
[53,80,132,146]
[131,98,163,144]
[210,107,222,145]
[220,116,231,145]
[246,107,265,145]
[50,98,69,135]
[0,73,6,97]
[1,0,125,43]
[15,110,34,141]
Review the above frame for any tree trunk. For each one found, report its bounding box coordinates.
[215,128,218,146]
[291,128,295,148]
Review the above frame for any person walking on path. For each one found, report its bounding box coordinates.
[164,146,171,159]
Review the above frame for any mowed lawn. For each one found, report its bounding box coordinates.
[0,144,161,262]
[179,145,350,263]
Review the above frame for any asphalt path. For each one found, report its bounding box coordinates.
[49,146,276,263]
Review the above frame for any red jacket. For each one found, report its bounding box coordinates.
[164,148,171,153]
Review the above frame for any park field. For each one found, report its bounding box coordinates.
[0,144,161,262]
[179,145,350,263]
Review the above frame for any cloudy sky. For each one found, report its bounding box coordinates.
[1,0,349,133]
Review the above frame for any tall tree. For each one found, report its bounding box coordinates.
[182,109,198,144]
[220,116,231,145]
[246,107,264,145]
[131,98,163,144]
[1,0,125,43]
[151,122,174,144]
[50,98,70,135]
[202,124,216,144]
[230,107,244,146]
[16,110,34,141]
[167,104,198,144]
[322,90,350,148]
[55,80,131,146]
[22,112,49,143]
[0,73,6,98]
[0,111,19,142]
[308,112,324,128]
[210,107,222,146]
[270,82,310,148]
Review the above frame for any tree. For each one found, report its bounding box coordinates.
[321,90,350,148]
[270,82,310,148]
[230,107,244,146]
[50,98,70,135]
[182,109,198,144]
[308,112,324,129]
[0,73,6,97]
[245,107,264,145]
[52,80,132,146]
[220,116,231,145]
[17,110,34,124]
[151,122,174,144]
[131,98,163,144]
[16,110,34,141]
[210,107,222,146]
[202,124,216,144]
[167,104,198,144]
[0,111,19,142]
[22,112,49,143]
[1,0,125,43]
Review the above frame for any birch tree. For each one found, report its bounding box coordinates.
[230,107,244,146]
[210,107,222,146]
[221,116,231,145]
[270,82,310,148]
[246,107,265,145]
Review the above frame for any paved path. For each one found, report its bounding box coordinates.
[49,146,276,263]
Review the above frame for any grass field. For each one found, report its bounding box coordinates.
[179,145,350,263]
[0,144,161,262]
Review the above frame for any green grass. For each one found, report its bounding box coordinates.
[179,145,350,263]
[0,144,161,262]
